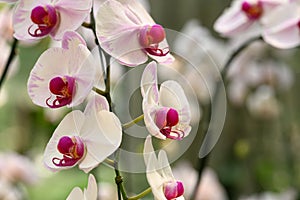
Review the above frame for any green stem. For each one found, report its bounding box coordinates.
[191,36,262,199]
[104,158,115,167]
[92,87,106,96]
[122,114,144,129]
[0,38,18,91]
[115,166,128,200]
[127,187,152,200]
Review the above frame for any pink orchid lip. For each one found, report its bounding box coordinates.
[28,5,58,37]
[163,180,184,200]
[52,136,85,167]
[241,1,263,20]
[46,76,76,108]
[155,107,184,140]
[139,24,170,57]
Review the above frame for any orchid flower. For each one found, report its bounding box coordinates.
[262,1,300,49]
[66,174,97,200]
[27,31,95,109]
[214,0,287,37]
[13,0,92,40]
[95,0,174,67]
[141,61,191,140]
[43,95,122,173]
[144,136,185,200]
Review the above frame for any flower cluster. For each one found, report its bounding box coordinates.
[1,0,192,199]
[214,0,300,49]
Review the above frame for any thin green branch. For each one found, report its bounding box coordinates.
[92,87,106,96]
[0,38,18,91]
[122,114,144,129]
[127,187,152,200]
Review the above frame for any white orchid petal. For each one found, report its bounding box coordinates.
[159,81,191,124]
[66,187,84,200]
[80,110,122,168]
[84,95,110,116]
[43,111,85,171]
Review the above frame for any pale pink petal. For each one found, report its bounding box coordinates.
[99,27,148,66]
[141,61,159,102]
[143,90,166,140]
[66,187,84,200]
[13,0,54,40]
[96,0,150,38]
[54,0,92,11]
[159,81,191,125]
[67,45,95,107]
[213,1,254,36]
[262,3,300,49]
[84,95,110,116]
[27,48,72,107]
[62,31,86,50]
[52,8,90,40]
[119,0,155,24]
[79,110,122,172]
[27,45,95,108]
[95,0,151,66]
[43,110,85,171]
[263,20,300,49]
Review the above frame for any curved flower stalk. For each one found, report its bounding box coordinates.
[214,0,287,37]
[43,95,122,173]
[27,31,95,109]
[141,61,191,140]
[95,0,174,67]
[13,0,92,40]
[262,1,300,49]
[144,136,185,200]
[66,174,98,200]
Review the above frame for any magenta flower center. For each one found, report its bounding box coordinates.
[28,5,58,37]
[163,180,184,200]
[139,24,169,57]
[155,107,184,140]
[241,1,263,20]
[46,76,76,108]
[52,136,85,167]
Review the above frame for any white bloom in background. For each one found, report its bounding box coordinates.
[214,0,287,37]
[0,152,38,185]
[0,179,23,200]
[246,85,280,119]
[144,136,185,200]
[172,162,228,200]
[66,174,97,200]
[173,19,229,104]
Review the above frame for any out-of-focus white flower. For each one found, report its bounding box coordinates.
[214,0,287,37]
[0,152,38,185]
[246,85,280,119]
[98,182,118,200]
[0,179,23,200]
[172,161,228,200]
[173,19,229,104]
